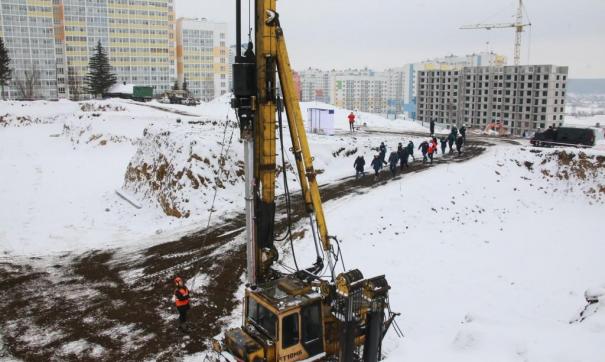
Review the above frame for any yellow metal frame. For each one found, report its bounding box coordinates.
[272,18,331,253]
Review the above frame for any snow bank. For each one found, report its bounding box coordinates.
[271,145,605,361]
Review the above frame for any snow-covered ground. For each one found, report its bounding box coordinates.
[277,145,605,361]
[2,97,604,361]
[0,98,432,256]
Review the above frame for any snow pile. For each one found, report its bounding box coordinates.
[61,120,137,147]
[54,340,106,360]
[122,122,244,219]
[571,285,605,325]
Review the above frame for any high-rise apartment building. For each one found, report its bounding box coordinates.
[176,17,228,100]
[416,65,568,135]
[0,0,59,99]
[298,68,333,104]
[295,52,507,117]
[333,69,388,113]
[60,0,176,99]
[403,52,507,118]
[1,1,238,101]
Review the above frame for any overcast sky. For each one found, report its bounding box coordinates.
[176,0,605,78]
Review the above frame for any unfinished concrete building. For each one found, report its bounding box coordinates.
[417,65,568,135]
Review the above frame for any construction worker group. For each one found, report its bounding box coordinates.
[353,122,467,180]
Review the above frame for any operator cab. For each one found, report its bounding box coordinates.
[225,277,326,362]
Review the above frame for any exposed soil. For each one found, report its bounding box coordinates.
[0,139,486,361]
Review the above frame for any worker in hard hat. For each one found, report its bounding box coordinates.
[173,276,191,332]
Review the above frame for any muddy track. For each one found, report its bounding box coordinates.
[0,142,486,361]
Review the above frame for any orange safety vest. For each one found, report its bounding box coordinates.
[175,287,190,307]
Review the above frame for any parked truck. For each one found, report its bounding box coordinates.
[132,86,153,102]
[531,126,603,148]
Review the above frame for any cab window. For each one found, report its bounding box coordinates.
[301,303,322,343]
[282,313,299,349]
[247,297,277,339]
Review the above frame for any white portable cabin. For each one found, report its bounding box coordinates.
[307,107,335,136]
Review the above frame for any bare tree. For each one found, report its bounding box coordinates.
[14,65,40,100]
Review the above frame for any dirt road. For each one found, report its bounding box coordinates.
[0,140,486,361]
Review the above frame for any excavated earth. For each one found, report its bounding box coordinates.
[0,139,487,361]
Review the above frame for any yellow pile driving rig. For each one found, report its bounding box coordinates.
[214,1,401,361]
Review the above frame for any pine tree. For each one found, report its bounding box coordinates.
[0,37,12,100]
[85,41,116,98]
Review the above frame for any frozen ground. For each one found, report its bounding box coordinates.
[0,98,431,256]
[1,97,604,361]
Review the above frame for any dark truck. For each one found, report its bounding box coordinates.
[531,127,598,148]
[132,86,153,102]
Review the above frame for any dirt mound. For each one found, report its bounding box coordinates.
[123,125,244,218]
[516,149,605,201]
[79,103,126,112]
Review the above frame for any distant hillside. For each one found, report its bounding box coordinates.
[567,79,605,95]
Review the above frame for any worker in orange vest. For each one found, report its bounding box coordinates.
[173,276,190,331]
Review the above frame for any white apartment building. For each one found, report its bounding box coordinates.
[60,0,177,98]
[176,18,228,100]
[0,0,58,99]
[0,1,229,101]
[333,69,388,113]
[298,67,333,104]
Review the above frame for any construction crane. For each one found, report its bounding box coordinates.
[209,1,400,361]
[460,0,531,65]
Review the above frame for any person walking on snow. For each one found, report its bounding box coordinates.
[353,155,366,179]
[455,134,464,156]
[447,132,455,154]
[397,143,408,170]
[370,155,382,179]
[418,140,429,164]
[431,137,438,154]
[460,124,467,143]
[407,140,415,161]
[440,136,448,155]
[173,276,191,332]
[430,119,435,135]
[379,142,387,166]
[427,141,436,164]
[348,112,356,132]
[388,151,399,177]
